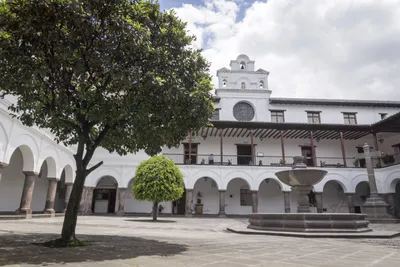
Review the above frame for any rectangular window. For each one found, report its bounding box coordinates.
[380,113,388,120]
[271,111,285,123]
[343,113,357,125]
[240,188,253,206]
[211,109,220,121]
[307,112,321,124]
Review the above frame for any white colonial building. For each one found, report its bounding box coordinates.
[1,54,400,218]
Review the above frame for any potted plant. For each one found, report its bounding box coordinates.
[195,191,203,215]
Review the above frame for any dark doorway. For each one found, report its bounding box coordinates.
[237,145,252,165]
[184,143,198,164]
[301,146,314,167]
[92,189,117,214]
[395,181,400,218]
[357,147,366,168]
[173,190,186,215]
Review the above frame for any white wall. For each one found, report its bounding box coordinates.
[0,149,24,212]
[258,179,284,213]
[192,178,219,214]
[225,178,252,215]
[31,162,49,212]
[322,181,348,213]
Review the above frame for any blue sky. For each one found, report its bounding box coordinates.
[159,0,253,22]
[155,0,400,100]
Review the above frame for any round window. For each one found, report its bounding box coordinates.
[233,102,255,121]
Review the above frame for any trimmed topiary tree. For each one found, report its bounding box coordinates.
[133,156,184,221]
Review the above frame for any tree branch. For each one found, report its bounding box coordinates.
[86,161,103,175]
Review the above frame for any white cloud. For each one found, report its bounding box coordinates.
[172,0,400,100]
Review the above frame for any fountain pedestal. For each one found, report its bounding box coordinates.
[248,156,373,233]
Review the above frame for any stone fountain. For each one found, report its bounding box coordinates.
[248,156,372,233]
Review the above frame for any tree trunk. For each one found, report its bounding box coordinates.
[61,165,86,243]
[152,201,158,221]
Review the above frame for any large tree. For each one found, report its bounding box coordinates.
[133,156,184,221]
[0,0,213,246]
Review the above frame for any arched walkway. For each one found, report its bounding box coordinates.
[322,181,348,213]
[0,148,25,213]
[93,176,118,214]
[258,179,284,213]
[172,182,186,215]
[193,177,219,215]
[124,179,172,214]
[226,178,251,215]
[394,180,400,218]
[31,161,50,212]
[355,182,370,213]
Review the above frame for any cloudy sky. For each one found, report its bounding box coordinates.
[158,0,400,100]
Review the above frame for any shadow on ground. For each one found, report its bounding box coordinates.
[126,219,177,223]
[0,232,187,266]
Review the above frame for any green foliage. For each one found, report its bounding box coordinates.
[0,0,214,159]
[133,156,184,203]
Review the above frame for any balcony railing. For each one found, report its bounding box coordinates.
[163,154,359,168]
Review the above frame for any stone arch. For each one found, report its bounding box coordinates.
[62,164,74,183]
[322,180,348,213]
[39,145,61,177]
[223,171,253,190]
[96,176,118,188]
[193,176,219,215]
[314,173,350,193]
[258,178,284,213]
[255,171,286,191]
[350,174,369,193]
[87,167,122,187]
[5,134,39,172]
[226,177,252,215]
[385,171,400,193]
[40,157,57,178]
[354,181,370,209]
[190,169,221,189]
[0,121,9,162]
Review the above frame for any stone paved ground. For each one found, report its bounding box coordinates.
[0,216,399,267]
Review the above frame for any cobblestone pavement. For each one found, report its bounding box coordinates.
[0,216,399,267]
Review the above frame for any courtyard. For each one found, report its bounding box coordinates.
[0,217,399,266]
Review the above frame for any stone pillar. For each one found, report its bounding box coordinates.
[294,185,313,213]
[346,193,355,213]
[315,192,323,213]
[185,189,193,216]
[0,162,8,182]
[219,190,226,217]
[17,171,39,218]
[44,178,58,216]
[283,191,291,213]
[251,190,258,213]
[116,188,128,216]
[63,182,73,212]
[79,186,94,214]
[361,144,397,222]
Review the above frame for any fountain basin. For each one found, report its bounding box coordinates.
[248,213,371,233]
[275,169,328,187]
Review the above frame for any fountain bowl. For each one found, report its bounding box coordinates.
[275,169,328,187]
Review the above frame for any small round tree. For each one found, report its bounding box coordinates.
[133,156,184,221]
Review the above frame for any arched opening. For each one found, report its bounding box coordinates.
[193,177,219,215]
[31,161,50,212]
[172,182,186,215]
[395,180,400,218]
[241,82,246,89]
[54,169,66,212]
[355,181,370,213]
[226,178,251,215]
[322,181,348,213]
[222,79,227,88]
[259,80,264,89]
[0,148,25,213]
[258,179,283,213]
[93,176,118,214]
[240,61,246,70]
[124,179,172,215]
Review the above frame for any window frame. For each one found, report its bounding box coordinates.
[306,111,321,124]
[240,187,253,206]
[211,109,220,121]
[342,112,357,125]
[270,110,285,123]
